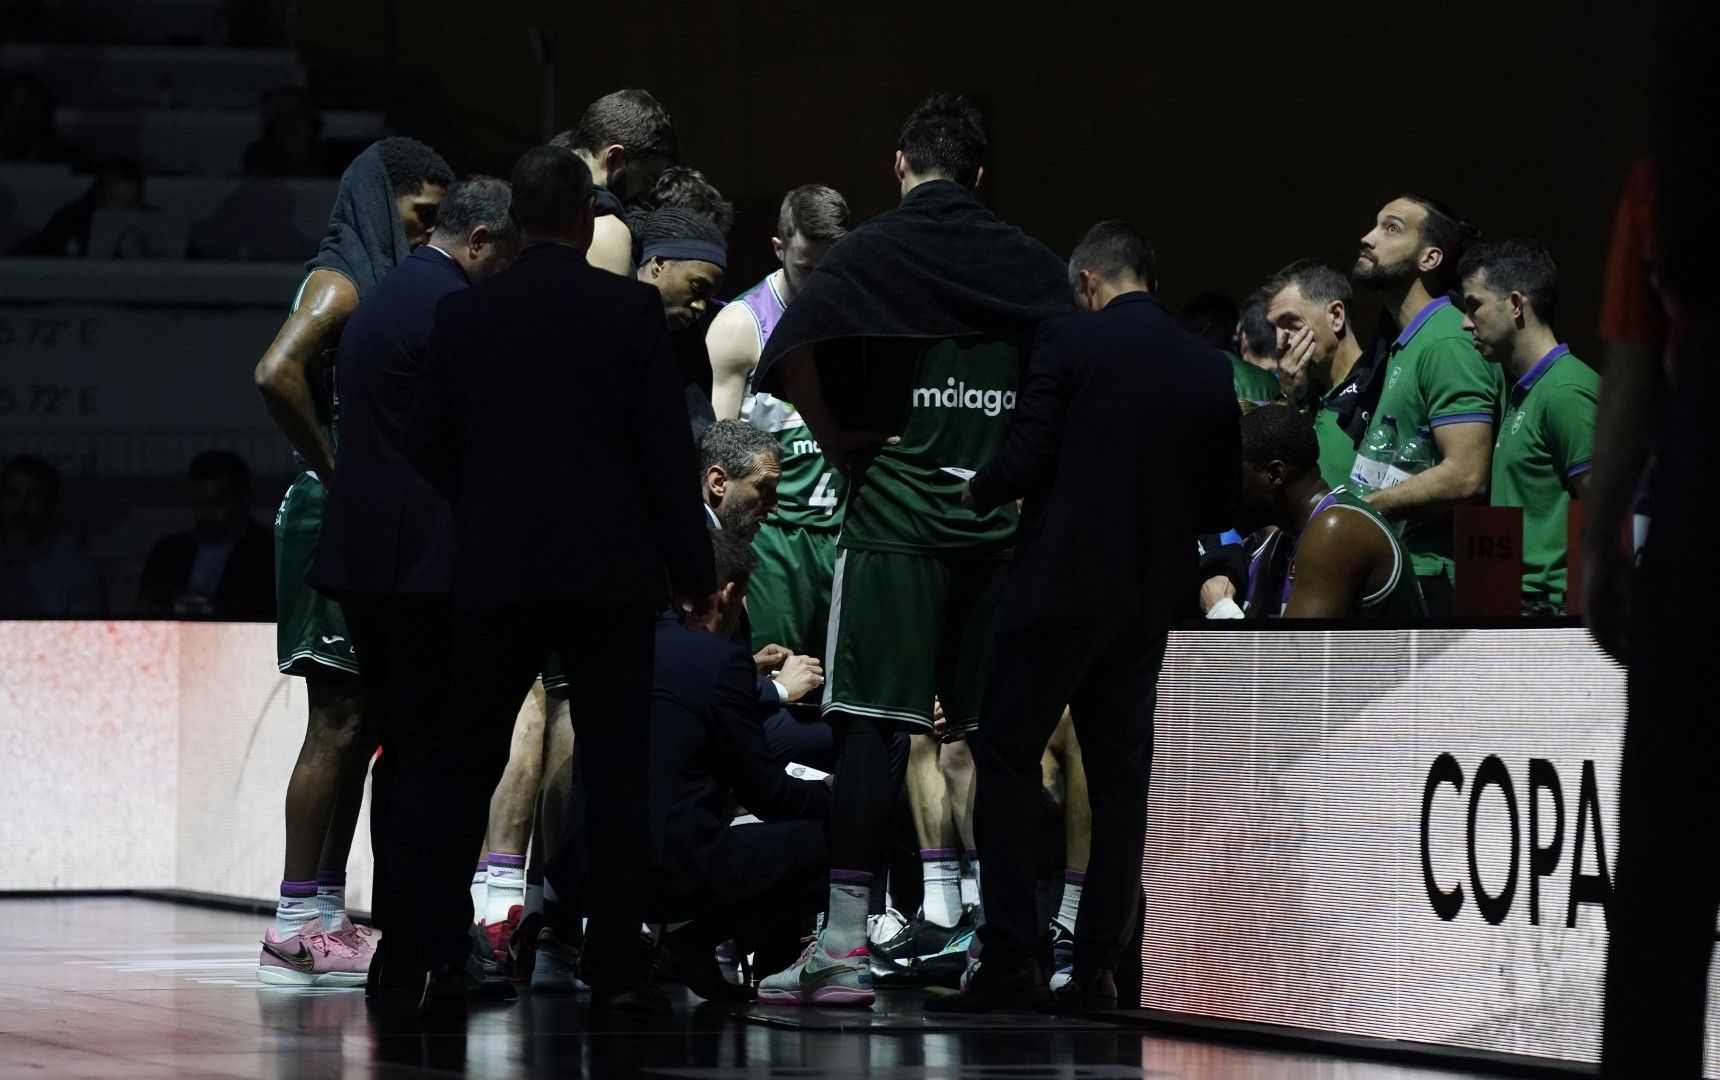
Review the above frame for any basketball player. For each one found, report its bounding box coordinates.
[550,89,678,274]
[1217,404,1426,619]
[749,94,1070,1007]
[628,207,726,330]
[706,184,850,662]
[252,137,451,985]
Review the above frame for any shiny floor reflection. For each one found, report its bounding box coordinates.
[0,897,1511,1078]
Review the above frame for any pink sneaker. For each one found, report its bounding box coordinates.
[257,924,369,987]
[330,918,377,955]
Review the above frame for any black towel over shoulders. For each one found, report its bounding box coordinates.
[305,141,410,298]
[753,179,1072,393]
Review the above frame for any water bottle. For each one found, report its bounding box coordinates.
[1382,425,1435,489]
[1349,415,1398,493]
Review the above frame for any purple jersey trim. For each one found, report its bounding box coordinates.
[1428,411,1495,428]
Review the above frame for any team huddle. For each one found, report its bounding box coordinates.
[249,86,1598,1015]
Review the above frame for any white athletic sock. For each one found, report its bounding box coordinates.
[485,853,526,925]
[919,848,963,928]
[314,872,348,931]
[821,871,873,955]
[959,849,981,909]
[1057,870,1085,931]
[274,880,319,939]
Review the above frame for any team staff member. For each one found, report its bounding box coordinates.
[252,137,451,987]
[405,146,715,1017]
[1265,260,1383,490]
[1456,239,1597,614]
[309,176,519,1005]
[937,221,1238,1012]
[1352,195,1504,614]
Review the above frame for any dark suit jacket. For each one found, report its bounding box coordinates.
[404,243,715,611]
[969,291,1240,629]
[312,244,467,598]
[137,519,274,620]
[646,615,830,894]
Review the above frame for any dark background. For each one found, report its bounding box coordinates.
[290,1,1653,362]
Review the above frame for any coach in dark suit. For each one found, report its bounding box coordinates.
[940,221,1240,1012]
[405,146,717,1014]
[549,528,829,1001]
[309,175,519,1008]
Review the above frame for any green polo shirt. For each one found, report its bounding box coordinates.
[1370,297,1506,582]
[1315,387,1358,491]
[1491,344,1597,605]
[1225,351,1281,403]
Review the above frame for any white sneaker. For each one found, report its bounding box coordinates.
[756,935,875,1007]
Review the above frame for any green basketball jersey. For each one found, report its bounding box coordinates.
[1225,351,1281,403]
[734,273,844,531]
[744,392,843,530]
[1299,486,1427,619]
[830,335,1023,556]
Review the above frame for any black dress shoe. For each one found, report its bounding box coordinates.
[418,958,519,1016]
[589,981,673,1019]
[1046,968,1118,1012]
[923,957,1048,1013]
[650,931,755,1003]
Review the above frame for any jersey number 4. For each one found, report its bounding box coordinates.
[810,471,839,510]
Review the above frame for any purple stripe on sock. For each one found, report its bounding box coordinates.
[964,848,979,862]
[830,869,874,885]
[1064,869,1086,884]
[487,852,527,868]
[281,879,318,898]
[475,862,488,873]
[919,848,959,861]
[316,871,346,888]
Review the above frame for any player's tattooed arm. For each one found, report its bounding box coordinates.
[706,305,761,421]
[253,269,357,481]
